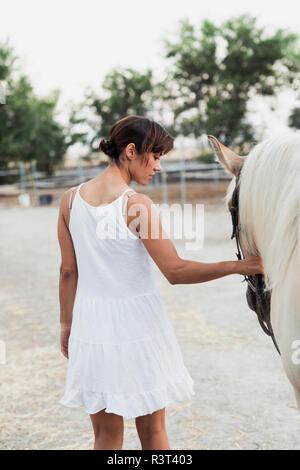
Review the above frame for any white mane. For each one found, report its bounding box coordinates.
[226,132,300,292]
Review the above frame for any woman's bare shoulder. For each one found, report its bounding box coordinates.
[61,185,78,199]
[127,192,154,206]
[59,186,79,222]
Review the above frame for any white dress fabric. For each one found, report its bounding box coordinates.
[60,182,195,419]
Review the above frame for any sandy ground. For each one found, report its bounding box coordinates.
[0,189,300,450]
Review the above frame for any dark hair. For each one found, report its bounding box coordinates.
[99,115,174,166]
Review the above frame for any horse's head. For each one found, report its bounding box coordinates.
[207,134,281,352]
[208,133,300,286]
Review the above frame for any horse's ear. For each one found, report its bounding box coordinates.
[207,135,245,176]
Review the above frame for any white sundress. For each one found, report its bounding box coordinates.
[59,182,195,419]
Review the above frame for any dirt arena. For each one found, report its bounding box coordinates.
[0,182,299,450]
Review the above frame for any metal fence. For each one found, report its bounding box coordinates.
[0,159,230,207]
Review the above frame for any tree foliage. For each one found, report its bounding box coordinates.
[85,67,154,151]
[2,16,300,174]
[162,15,300,145]
[0,41,79,176]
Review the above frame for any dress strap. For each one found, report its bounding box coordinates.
[69,183,83,211]
[122,190,137,217]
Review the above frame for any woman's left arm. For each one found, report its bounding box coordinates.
[57,189,78,358]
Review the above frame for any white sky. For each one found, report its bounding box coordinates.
[1,0,300,156]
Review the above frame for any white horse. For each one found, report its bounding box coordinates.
[208,132,300,411]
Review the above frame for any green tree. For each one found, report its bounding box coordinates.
[24,90,69,176]
[0,73,69,176]
[85,67,154,151]
[0,39,17,83]
[0,40,82,177]
[0,74,36,168]
[162,15,300,146]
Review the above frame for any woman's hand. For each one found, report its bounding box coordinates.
[60,325,71,359]
[236,256,264,276]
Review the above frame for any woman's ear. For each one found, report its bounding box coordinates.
[125,143,137,160]
[207,135,246,176]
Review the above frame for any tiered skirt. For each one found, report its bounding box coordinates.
[60,290,195,419]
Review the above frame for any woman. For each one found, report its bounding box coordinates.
[57,115,263,450]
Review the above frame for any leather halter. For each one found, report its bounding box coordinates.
[230,169,281,355]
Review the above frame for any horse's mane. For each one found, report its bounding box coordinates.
[226,132,300,292]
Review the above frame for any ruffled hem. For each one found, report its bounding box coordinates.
[59,374,195,420]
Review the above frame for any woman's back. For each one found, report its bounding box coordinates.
[69,181,157,300]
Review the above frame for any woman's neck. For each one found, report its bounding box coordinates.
[101,162,131,186]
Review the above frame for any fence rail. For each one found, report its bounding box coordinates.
[1,160,230,189]
[0,160,230,206]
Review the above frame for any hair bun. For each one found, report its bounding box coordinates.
[99,139,117,158]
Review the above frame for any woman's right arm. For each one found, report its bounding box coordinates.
[127,194,264,285]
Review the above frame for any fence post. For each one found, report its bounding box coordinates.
[31,161,39,206]
[18,162,31,207]
[77,157,84,183]
[161,168,168,204]
[19,162,26,193]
